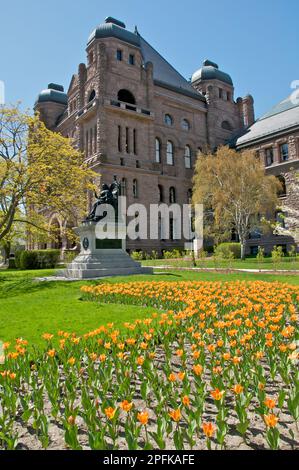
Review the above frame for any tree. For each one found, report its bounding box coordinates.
[192,146,281,259]
[0,105,96,245]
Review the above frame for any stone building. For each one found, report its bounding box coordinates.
[34,16,255,253]
[235,93,299,254]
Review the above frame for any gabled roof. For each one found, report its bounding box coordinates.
[236,93,299,146]
[138,36,205,101]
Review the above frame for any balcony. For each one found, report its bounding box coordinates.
[104,99,154,119]
[76,98,98,122]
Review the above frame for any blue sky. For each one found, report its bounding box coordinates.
[1,0,298,118]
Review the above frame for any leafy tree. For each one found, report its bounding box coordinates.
[0,105,96,245]
[192,146,280,259]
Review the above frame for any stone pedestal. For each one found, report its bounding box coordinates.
[63,221,152,279]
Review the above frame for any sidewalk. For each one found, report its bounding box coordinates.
[146,265,299,274]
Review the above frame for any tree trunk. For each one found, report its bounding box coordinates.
[240,241,246,260]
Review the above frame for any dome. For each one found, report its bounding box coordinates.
[36,83,67,105]
[87,17,140,47]
[191,59,233,86]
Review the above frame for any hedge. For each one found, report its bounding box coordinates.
[214,242,241,259]
[18,250,60,270]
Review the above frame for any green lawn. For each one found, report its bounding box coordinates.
[0,267,298,347]
[142,257,299,270]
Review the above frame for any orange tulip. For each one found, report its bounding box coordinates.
[232,384,243,395]
[104,407,116,420]
[193,364,203,376]
[137,411,149,425]
[264,414,278,428]
[120,400,133,412]
[169,409,181,422]
[202,422,215,438]
[264,398,276,409]
[182,395,190,407]
[210,388,225,401]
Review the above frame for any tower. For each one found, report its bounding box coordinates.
[34,83,68,130]
[191,60,253,149]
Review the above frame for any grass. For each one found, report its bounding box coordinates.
[0,267,298,346]
[142,257,299,270]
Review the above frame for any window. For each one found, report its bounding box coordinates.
[133,179,138,198]
[120,178,127,196]
[116,49,123,61]
[88,51,94,64]
[117,89,135,104]
[125,127,130,153]
[227,91,231,101]
[187,188,192,203]
[221,120,232,131]
[133,129,137,155]
[184,145,191,169]
[155,138,161,163]
[88,90,96,102]
[129,54,135,65]
[90,128,93,154]
[136,160,140,168]
[158,184,164,202]
[118,125,122,152]
[164,114,173,126]
[181,119,190,131]
[94,125,97,153]
[276,175,287,197]
[169,187,176,203]
[265,148,274,166]
[169,217,174,240]
[85,130,89,157]
[219,88,223,99]
[166,140,174,165]
[280,143,289,161]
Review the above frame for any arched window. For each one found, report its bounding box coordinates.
[85,130,89,157]
[117,89,136,104]
[90,128,93,154]
[120,178,127,196]
[166,140,174,165]
[169,186,176,203]
[184,145,191,169]
[221,120,232,131]
[164,114,173,126]
[133,179,138,198]
[155,138,161,163]
[181,119,190,131]
[88,90,96,102]
[276,175,287,197]
[158,184,163,202]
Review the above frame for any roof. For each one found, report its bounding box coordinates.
[88,21,140,47]
[191,59,233,86]
[138,36,205,101]
[236,93,299,146]
[88,18,205,102]
[35,84,68,106]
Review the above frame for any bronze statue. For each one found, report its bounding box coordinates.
[86,176,121,222]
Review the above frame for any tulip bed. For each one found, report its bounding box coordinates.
[0,280,298,450]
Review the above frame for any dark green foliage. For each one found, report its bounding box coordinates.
[19,250,60,270]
